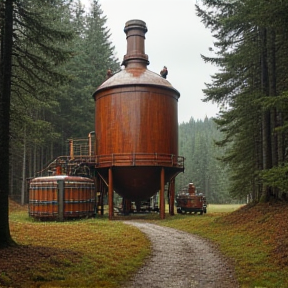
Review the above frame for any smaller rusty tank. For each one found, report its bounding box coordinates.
[29,175,95,220]
[176,183,207,215]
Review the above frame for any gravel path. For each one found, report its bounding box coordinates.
[122,222,239,288]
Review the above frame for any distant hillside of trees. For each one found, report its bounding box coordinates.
[5,0,120,202]
[176,117,240,204]
[196,0,288,203]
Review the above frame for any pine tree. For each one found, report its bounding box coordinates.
[0,0,15,247]
[196,0,288,202]
[8,0,121,206]
[56,0,120,140]
[0,0,74,247]
[177,117,233,203]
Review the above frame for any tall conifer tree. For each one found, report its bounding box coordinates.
[0,0,73,247]
[196,0,288,202]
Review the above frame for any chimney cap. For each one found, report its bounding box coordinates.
[124,19,148,33]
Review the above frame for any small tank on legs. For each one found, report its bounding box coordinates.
[176,183,207,215]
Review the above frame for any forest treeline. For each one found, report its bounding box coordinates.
[196,0,288,203]
[2,0,288,211]
[1,0,120,204]
[177,117,235,204]
[0,0,120,246]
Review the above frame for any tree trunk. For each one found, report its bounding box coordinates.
[0,0,15,247]
[267,28,278,168]
[277,112,284,163]
[254,114,263,202]
[267,28,280,199]
[260,27,272,203]
[21,125,27,205]
[33,145,37,176]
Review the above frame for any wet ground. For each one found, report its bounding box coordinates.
[122,222,239,288]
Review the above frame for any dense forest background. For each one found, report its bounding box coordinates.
[5,0,121,204]
[2,0,288,208]
[176,117,235,204]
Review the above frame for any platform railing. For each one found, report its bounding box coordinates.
[36,153,184,177]
[94,153,184,169]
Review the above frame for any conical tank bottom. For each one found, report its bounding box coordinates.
[112,167,160,201]
[111,166,177,201]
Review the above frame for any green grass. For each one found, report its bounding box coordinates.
[207,203,244,213]
[2,204,151,288]
[3,202,288,288]
[150,203,288,288]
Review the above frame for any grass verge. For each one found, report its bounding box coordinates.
[151,202,288,288]
[2,201,288,288]
[0,201,150,288]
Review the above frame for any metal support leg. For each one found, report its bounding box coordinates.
[169,178,175,216]
[108,168,114,220]
[160,167,165,219]
[98,185,103,216]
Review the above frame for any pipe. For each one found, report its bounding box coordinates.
[169,178,175,216]
[122,19,149,68]
[69,139,74,159]
[88,131,95,156]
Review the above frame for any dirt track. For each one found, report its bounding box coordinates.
[123,222,239,288]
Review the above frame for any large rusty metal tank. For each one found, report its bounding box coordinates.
[93,19,183,201]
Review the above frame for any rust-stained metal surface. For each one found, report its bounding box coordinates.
[176,183,207,215]
[94,153,184,168]
[29,176,95,219]
[95,68,180,95]
[93,19,183,202]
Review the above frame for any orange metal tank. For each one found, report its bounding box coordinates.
[93,20,184,201]
[29,175,95,220]
[176,183,207,215]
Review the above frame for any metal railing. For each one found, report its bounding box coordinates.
[35,153,184,177]
[94,152,184,169]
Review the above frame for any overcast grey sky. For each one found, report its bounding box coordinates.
[81,0,219,123]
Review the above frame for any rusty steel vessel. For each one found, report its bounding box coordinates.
[28,20,184,220]
[29,175,95,220]
[93,20,184,218]
[176,183,207,215]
